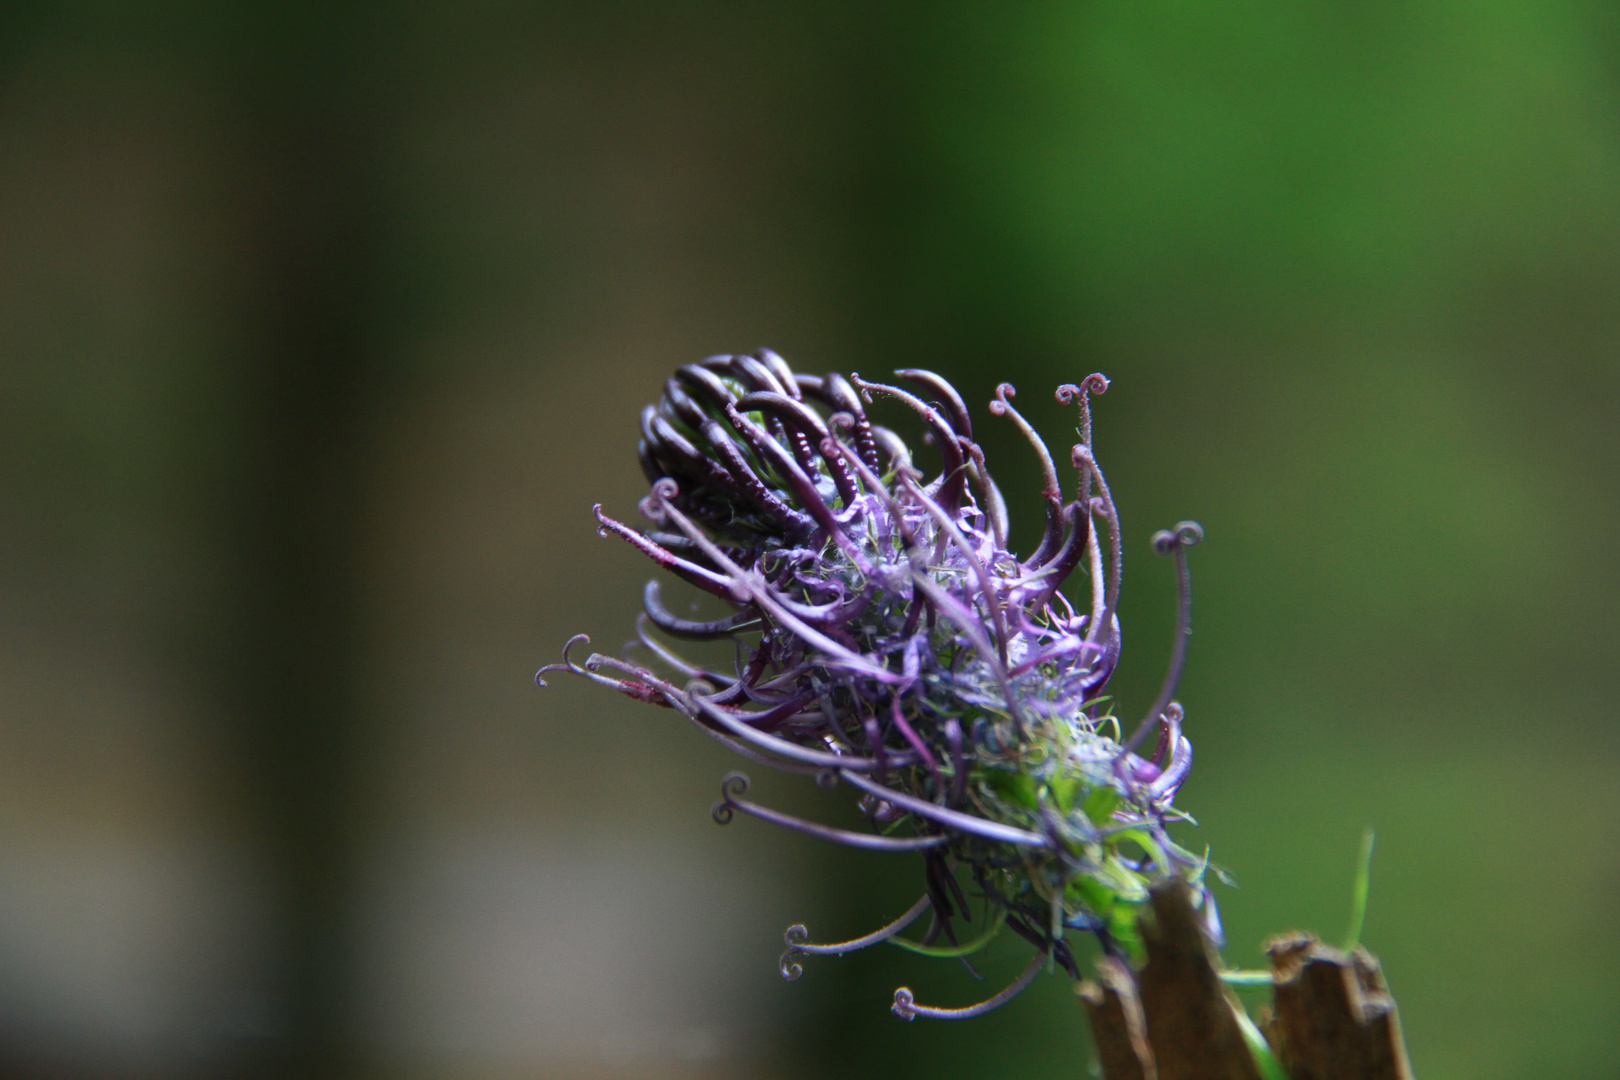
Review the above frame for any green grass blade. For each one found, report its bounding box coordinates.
[1343,826,1376,951]
[1233,1004,1290,1080]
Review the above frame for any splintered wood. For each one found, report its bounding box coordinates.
[1264,933,1413,1080]
[1078,882,1414,1080]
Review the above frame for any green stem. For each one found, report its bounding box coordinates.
[1218,969,1272,986]
[1233,1005,1290,1080]
[887,908,1006,957]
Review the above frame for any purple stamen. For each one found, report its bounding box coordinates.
[962,442,1011,549]
[659,376,711,429]
[724,403,860,558]
[632,615,737,685]
[1055,373,1109,451]
[1025,502,1092,615]
[642,580,759,640]
[806,372,881,474]
[754,348,802,400]
[851,374,968,514]
[890,695,943,796]
[648,488,898,682]
[1070,446,1123,658]
[1121,522,1202,756]
[898,473,1013,664]
[896,368,974,442]
[782,894,932,963]
[892,946,1047,1021]
[687,690,892,771]
[839,770,1050,848]
[594,504,742,600]
[989,382,1062,503]
[735,390,860,506]
[675,362,741,409]
[714,772,947,850]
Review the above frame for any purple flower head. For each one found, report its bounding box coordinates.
[539,351,1217,1020]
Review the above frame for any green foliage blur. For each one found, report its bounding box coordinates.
[0,3,1615,1079]
[822,7,1620,1079]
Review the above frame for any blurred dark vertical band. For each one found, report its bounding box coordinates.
[230,128,371,1078]
[0,3,378,1077]
[224,29,376,1080]
[213,6,379,1076]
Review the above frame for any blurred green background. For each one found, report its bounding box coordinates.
[0,3,1616,1078]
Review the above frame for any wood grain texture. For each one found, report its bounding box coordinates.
[1080,886,1415,1080]
[1078,954,1156,1080]
[1136,882,1264,1080]
[1264,934,1413,1080]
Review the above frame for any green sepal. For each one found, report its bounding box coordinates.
[1110,900,1146,963]
[1113,827,1171,873]
[1083,785,1123,825]
[1047,773,1080,814]
[1098,855,1149,902]
[1067,873,1117,920]
[986,769,1039,809]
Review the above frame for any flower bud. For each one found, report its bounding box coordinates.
[540,351,1215,1017]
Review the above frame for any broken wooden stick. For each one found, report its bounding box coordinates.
[1264,932,1413,1080]
[1078,882,1413,1080]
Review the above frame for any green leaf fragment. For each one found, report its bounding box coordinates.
[1233,1003,1290,1080]
[1113,828,1171,874]
[1082,785,1122,825]
[1098,856,1149,902]
[1047,773,1080,814]
[1109,901,1145,963]
[1067,873,1117,919]
[986,769,1039,809]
